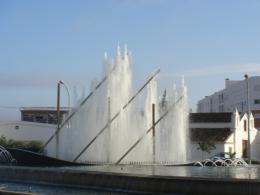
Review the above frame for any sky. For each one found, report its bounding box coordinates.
[0,0,260,121]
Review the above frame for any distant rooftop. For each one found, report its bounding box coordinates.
[20,107,71,124]
[190,112,233,123]
[20,107,71,112]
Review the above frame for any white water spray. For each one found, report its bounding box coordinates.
[46,46,190,164]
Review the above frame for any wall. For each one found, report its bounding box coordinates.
[197,77,260,114]
[0,121,56,143]
[190,111,260,162]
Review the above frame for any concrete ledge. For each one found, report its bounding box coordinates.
[0,166,260,195]
[0,189,37,195]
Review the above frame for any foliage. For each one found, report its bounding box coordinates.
[197,140,216,154]
[0,136,43,152]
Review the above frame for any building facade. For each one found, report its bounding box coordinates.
[190,111,260,161]
[0,121,56,143]
[197,76,260,129]
[20,107,70,124]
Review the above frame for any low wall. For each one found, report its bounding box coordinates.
[0,166,260,194]
[0,189,37,195]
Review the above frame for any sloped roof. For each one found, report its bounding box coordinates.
[191,128,232,142]
[190,112,233,123]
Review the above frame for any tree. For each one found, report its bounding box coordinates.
[197,140,216,160]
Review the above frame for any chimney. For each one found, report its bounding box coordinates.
[225,78,230,88]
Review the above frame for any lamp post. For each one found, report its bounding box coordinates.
[244,74,251,164]
[56,80,71,158]
[58,80,71,110]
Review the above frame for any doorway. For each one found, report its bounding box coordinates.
[242,140,248,158]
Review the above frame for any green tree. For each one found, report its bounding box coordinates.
[197,140,216,160]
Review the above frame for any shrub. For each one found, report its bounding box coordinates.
[0,136,43,152]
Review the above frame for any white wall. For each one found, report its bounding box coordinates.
[190,111,260,162]
[0,121,56,143]
[251,131,260,161]
[198,77,260,113]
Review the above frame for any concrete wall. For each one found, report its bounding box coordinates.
[1,166,260,195]
[0,121,56,143]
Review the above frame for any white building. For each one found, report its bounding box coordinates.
[0,121,56,143]
[197,76,260,129]
[190,111,260,161]
[0,107,69,147]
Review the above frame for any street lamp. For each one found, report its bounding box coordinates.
[244,74,251,164]
[59,80,71,110]
[56,80,71,158]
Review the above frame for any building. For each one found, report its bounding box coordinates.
[190,111,260,161]
[20,107,70,124]
[197,76,260,129]
[0,121,56,143]
[0,107,70,154]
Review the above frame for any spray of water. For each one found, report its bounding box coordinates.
[46,46,190,164]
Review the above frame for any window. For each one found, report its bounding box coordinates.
[242,140,248,158]
[23,114,34,122]
[254,99,260,104]
[244,120,247,131]
[35,115,47,123]
[218,93,224,104]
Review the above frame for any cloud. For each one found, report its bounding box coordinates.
[161,63,260,78]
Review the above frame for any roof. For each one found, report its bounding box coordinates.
[191,128,232,142]
[20,107,71,112]
[189,112,233,123]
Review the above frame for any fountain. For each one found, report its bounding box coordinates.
[0,146,16,165]
[45,46,190,165]
[194,158,248,167]
[1,47,260,195]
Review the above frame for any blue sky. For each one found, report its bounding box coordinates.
[1,0,260,120]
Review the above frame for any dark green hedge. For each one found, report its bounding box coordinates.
[0,136,43,153]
